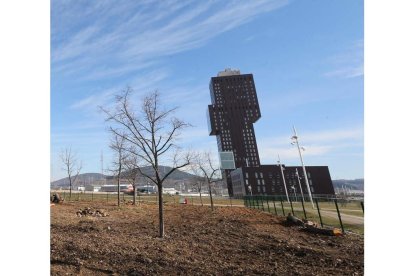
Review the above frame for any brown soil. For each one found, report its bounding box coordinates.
[51,201,363,275]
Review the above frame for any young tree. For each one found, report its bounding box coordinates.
[101,88,191,238]
[124,154,141,205]
[109,134,127,207]
[195,152,221,210]
[59,147,82,200]
[189,163,206,206]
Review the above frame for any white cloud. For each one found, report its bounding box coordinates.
[257,126,363,163]
[324,65,364,79]
[70,89,114,110]
[52,0,290,80]
[259,145,333,163]
[324,39,364,79]
[297,127,363,143]
[70,69,170,111]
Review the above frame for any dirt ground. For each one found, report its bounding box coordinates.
[51,201,364,275]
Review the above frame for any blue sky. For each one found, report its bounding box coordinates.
[51,0,364,181]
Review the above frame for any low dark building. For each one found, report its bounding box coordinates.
[230,165,334,197]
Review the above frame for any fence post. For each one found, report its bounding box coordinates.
[266,197,270,212]
[289,199,295,216]
[106,192,109,202]
[230,197,233,207]
[300,197,307,219]
[361,201,364,213]
[273,198,278,215]
[334,199,345,234]
[315,198,324,228]
[261,197,265,211]
[280,199,285,216]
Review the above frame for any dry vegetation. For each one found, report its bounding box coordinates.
[51,201,363,275]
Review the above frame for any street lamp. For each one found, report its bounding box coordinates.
[291,126,315,208]
[295,168,305,201]
[277,154,290,203]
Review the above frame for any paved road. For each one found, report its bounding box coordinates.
[320,210,363,224]
[305,209,364,225]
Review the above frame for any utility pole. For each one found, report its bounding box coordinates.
[291,126,314,208]
[278,154,290,203]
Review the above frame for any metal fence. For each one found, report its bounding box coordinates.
[50,191,363,234]
[243,195,364,234]
[50,190,245,207]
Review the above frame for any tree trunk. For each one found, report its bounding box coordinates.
[117,175,121,207]
[69,180,72,200]
[199,191,203,206]
[133,184,136,205]
[209,183,214,211]
[158,185,164,238]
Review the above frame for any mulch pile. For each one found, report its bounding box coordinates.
[51,202,363,275]
[76,207,109,218]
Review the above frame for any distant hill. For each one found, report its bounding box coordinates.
[52,168,364,192]
[104,166,197,181]
[51,166,198,187]
[51,173,106,187]
[332,179,364,191]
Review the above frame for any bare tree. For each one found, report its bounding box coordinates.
[101,88,191,238]
[195,152,221,210]
[189,163,205,206]
[108,134,127,207]
[59,147,82,200]
[124,154,141,205]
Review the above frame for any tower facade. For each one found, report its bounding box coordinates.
[207,68,261,196]
[207,69,336,198]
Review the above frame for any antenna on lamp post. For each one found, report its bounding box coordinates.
[278,154,290,203]
[247,185,252,196]
[291,186,297,202]
[291,126,315,208]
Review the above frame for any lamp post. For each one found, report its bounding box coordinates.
[295,168,305,200]
[291,126,315,208]
[278,154,290,203]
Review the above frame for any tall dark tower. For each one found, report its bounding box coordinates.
[207,68,261,196]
